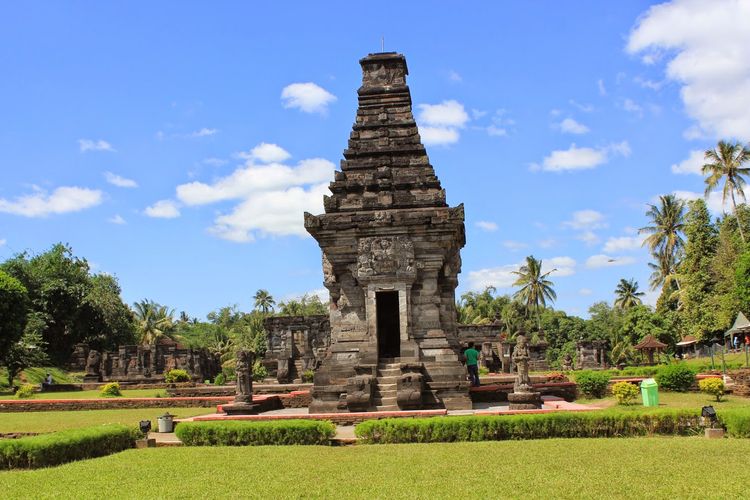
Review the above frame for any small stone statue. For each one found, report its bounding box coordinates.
[85,350,101,376]
[561,353,573,371]
[234,350,253,404]
[512,334,532,393]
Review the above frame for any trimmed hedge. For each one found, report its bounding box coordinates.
[0,424,139,469]
[655,364,696,392]
[575,371,611,398]
[175,420,336,446]
[720,408,750,438]
[355,410,703,444]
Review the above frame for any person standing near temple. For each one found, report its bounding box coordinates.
[465,342,480,387]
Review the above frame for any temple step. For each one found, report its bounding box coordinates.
[374,405,399,412]
[377,368,400,377]
[373,396,398,406]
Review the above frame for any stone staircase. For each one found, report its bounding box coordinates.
[372,360,401,411]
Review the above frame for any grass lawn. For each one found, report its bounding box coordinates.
[0,438,747,498]
[578,389,750,410]
[0,407,215,434]
[1,388,170,399]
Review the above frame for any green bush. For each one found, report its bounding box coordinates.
[164,369,191,383]
[655,364,696,392]
[301,369,315,383]
[99,382,122,398]
[611,381,639,405]
[15,384,36,399]
[355,409,702,444]
[213,373,226,385]
[175,420,335,446]
[0,424,139,469]
[698,378,725,402]
[719,408,750,438]
[575,370,611,398]
[478,366,490,376]
[252,360,268,382]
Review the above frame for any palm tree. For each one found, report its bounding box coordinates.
[647,251,679,292]
[640,194,686,292]
[511,255,556,329]
[703,140,750,243]
[613,278,645,310]
[132,299,175,345]
[253,289,275,314]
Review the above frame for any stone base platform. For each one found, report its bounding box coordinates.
[507,391,543,410]
[222,402,262,415]
[185,408,449,426]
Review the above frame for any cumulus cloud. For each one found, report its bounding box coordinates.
[236,143,291,164]
[585,254,637,269]
[558,118,590,135]
[671,190,726,214]
[448,70,463,83]
[108,214,126,225]
[79,139,115,152]
[534,142,630,172]
[281,82,336,114]
[104,172,138,188]
[467,256,576,290]
[475,221,498,232]
[0,186,103,217]
[671,149,704,175]
[603,235,644,253]
[144,200,181,219]
[417,100,469,145]
[564,210,608,246]
[627,0,750,140]
[190,128,218,137]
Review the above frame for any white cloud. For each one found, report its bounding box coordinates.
[471,109,488,120]
[144,200,181,219]
[467,256,576,290]
[634,76,664,90]
[190,128,218,138]
[578,230,600,246]
[569,100,594,113]
[503,240,528,251]
[603,235,644,253]
[419,126,460,145]
[536,142,630,172]
[104,172,138,188]
[627,0,750,140]
[597,79,607,96]
[236,143,291,164]
[448,70,463,83]
[417,100,469,145]
[579,288,593,296]
[0,186,103,217]
[79,139,115,152]
[203,158,228,167]
[475,221,498,232]
[108,214,126,225]
[538,238,557,249]
[585,254,637,269]
[486,125,508,137]
[671,149,704,175]
[558,118,590,134]
[281,82,337,114]
[0,238,6,247]
[622,98,644,117]
[672,190,726,214]
[177,158,334,206]
[564,210,608,231]
[417,100,469,128]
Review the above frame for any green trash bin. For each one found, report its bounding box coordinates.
[640,378,659,407]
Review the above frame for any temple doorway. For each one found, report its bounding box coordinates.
[376,291,400,359]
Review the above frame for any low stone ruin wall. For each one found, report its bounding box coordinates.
[0,396,234,413]
[469,382,578,403]
[730,369,750,397]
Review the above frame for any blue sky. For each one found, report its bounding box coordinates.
[2,1,749,318]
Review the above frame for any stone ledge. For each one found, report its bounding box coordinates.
[189,408,448,426]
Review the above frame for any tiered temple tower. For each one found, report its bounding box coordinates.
[304,52,471,412]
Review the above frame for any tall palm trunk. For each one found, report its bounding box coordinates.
[731,190,747,244]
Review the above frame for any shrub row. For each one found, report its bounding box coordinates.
[175,420,336,446]
[575,371,611,398]
[355,410,704,444]
[0,424,140,469]
[654,364,696,392]
[720,408,750,438]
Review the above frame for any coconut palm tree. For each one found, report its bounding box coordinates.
[511,255,556,329]
[613,278,645,310]
[132,299,175,345]
[253,289,275,314]
[647,251,680,292]
[640,194,686,260]
[703,140,750,243]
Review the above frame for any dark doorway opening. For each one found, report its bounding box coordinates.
[376,291,401,359]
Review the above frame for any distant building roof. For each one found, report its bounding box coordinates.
[726,312,750,336]
[676,335,698,346]
[634,334,668,350]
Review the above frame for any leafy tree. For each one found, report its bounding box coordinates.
[277,293,328,316]
[0,270,28,365]
[132,299,175,345]
[734,250,750,315]
[710,215,743,330]
[457,288,512,326]
[678,200,720,340]
[3,314,48,387]
[253,289,276,314]
[614,278,645,310]
[76,274,136,351]
[703,140,750,243]
[512,255,557,329]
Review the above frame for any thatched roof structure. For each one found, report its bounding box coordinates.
[634,334,667,350]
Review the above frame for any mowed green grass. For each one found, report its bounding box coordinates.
[579,389,750,410]
[0,388,169,399]
[0,407,215,434]
[0,438,747,499]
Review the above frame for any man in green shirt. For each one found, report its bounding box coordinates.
[464,342,480,387]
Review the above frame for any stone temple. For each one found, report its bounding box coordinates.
[304,52,471,412]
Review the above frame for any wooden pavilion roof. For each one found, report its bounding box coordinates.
[634,334,667,350]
